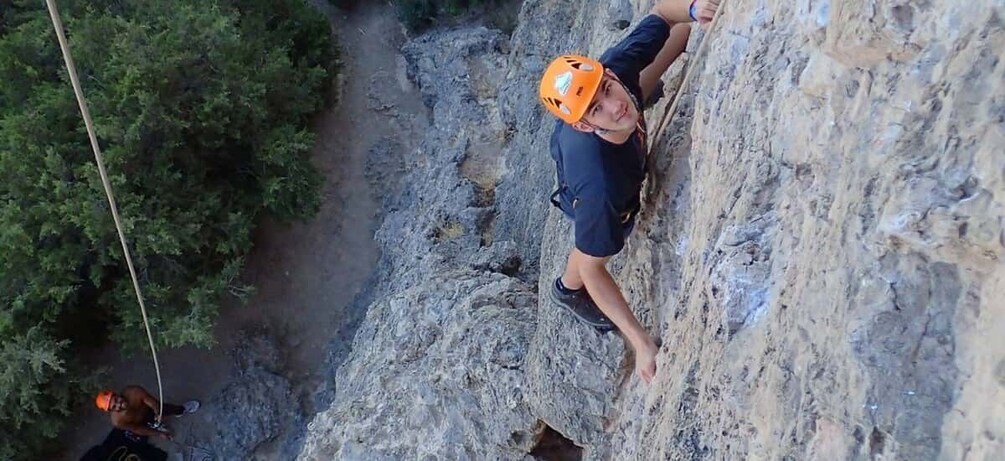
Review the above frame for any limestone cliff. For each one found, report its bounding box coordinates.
[299,0,1004,459]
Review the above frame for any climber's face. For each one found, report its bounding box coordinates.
[108,394,127,412]
[573,69,639,134]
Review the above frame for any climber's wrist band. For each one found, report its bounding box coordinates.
[689,1,698,22]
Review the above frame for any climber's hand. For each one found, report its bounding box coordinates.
[635,337,659,384]
[694,0,721,29]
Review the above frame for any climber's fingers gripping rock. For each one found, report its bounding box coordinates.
[694,0,721,29]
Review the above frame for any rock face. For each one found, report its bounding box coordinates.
[300,0,1004,460]
[299,25,546,460]
[612,1,1005,459]
[299,271,538,459]
[188,334,302,460]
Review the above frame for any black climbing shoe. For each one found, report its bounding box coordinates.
[549,278,617,332]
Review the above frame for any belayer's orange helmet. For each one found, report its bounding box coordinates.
[539,54,604,124]
[95,389,114,411]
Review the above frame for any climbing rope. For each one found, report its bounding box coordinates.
[43,0,166,422]
[651,1,728,150]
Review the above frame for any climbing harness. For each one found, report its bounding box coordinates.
[43,0,166,422]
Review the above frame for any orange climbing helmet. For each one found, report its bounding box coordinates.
[539,54,605,124]
[95,389,114,411]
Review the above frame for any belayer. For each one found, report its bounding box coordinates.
[95,386,200,441]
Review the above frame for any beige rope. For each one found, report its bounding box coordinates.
[43,0,165,422]
[651,1,728,149]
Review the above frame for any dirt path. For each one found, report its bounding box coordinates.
[59,3,427,458]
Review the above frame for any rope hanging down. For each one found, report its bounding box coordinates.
[43,0,166,422]
[650,1,727,150]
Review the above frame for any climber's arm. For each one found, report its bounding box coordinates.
[639,23,691,102]
[577,252,659,383]
[651,0,695,24]
[652,0,720,26]
[577,253,650,351]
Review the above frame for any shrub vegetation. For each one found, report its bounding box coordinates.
[0,0,335,458]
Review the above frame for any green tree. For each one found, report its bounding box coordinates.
[0,0,335,457]
[393,0,491,31]
[0,328,79,461]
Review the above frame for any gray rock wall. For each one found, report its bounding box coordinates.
[542,0,1004,459]
[299,271,538,459]
[300,0,1004,460]
[184,334,302,460]
[300,24,547,460]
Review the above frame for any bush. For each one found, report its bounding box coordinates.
[0,0,335,458]
[394,0,489,31]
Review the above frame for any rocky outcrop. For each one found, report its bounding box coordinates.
[187,334,302,459]
[613,1,1004,459]
[301,0,1004,460]
[299,271,538,459]
[299,25,545,460]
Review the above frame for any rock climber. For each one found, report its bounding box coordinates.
[95,386,200,441]
[539,0,720,384]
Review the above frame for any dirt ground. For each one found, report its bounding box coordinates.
[57,3,427,459]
